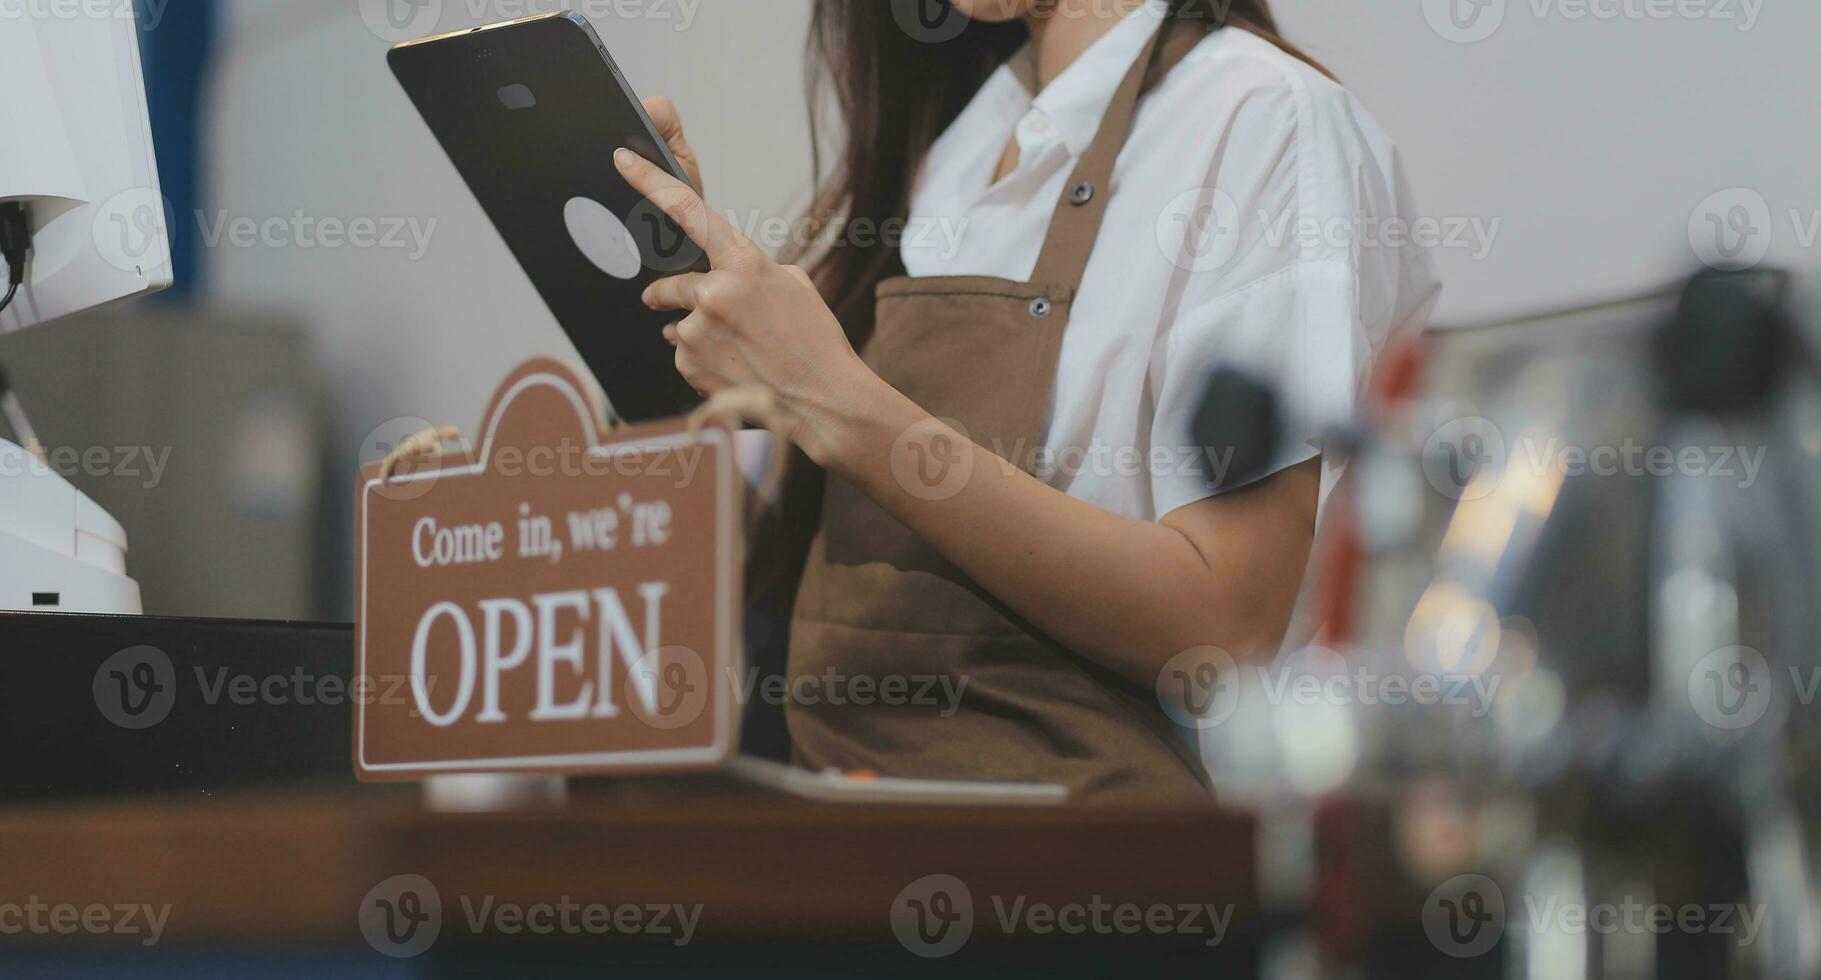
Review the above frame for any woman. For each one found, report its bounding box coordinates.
[615,0,1439,801]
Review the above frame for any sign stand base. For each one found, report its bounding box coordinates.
[422,774,568,813]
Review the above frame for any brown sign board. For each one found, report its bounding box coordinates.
[353,358,740,780]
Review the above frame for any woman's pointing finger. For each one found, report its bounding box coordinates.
[614,147,754,269]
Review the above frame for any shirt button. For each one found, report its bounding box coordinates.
[1022,113,1051,136]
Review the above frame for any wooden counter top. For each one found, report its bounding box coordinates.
[0,776,1258,953]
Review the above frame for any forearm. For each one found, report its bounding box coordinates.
[611,133,1317,675]
[803,379,1314,687]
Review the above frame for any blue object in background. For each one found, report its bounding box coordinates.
[135,0,215,300]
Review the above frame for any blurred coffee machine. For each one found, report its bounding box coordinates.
[1196,269,1821,979]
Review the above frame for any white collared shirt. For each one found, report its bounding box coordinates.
[904,0,1441,520]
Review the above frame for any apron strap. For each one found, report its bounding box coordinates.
[1028,17,1208,290]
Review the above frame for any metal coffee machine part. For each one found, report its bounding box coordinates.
[1197,270,1821,978]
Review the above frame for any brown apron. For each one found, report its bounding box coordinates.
[787,19,1213,803]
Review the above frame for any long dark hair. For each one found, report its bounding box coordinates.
[791,0,1328,345]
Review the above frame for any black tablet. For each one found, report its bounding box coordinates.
[389,12,707,422]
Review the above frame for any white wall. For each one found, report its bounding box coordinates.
[206,0,814,459]
[206,0,1817,462]
[1271,0,1821,325]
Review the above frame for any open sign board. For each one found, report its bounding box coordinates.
[353,358,739,780]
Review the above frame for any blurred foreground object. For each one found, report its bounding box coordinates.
[1201,269,1821,978]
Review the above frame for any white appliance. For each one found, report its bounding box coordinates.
[0,9,169,614]
[0,439,139,613]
